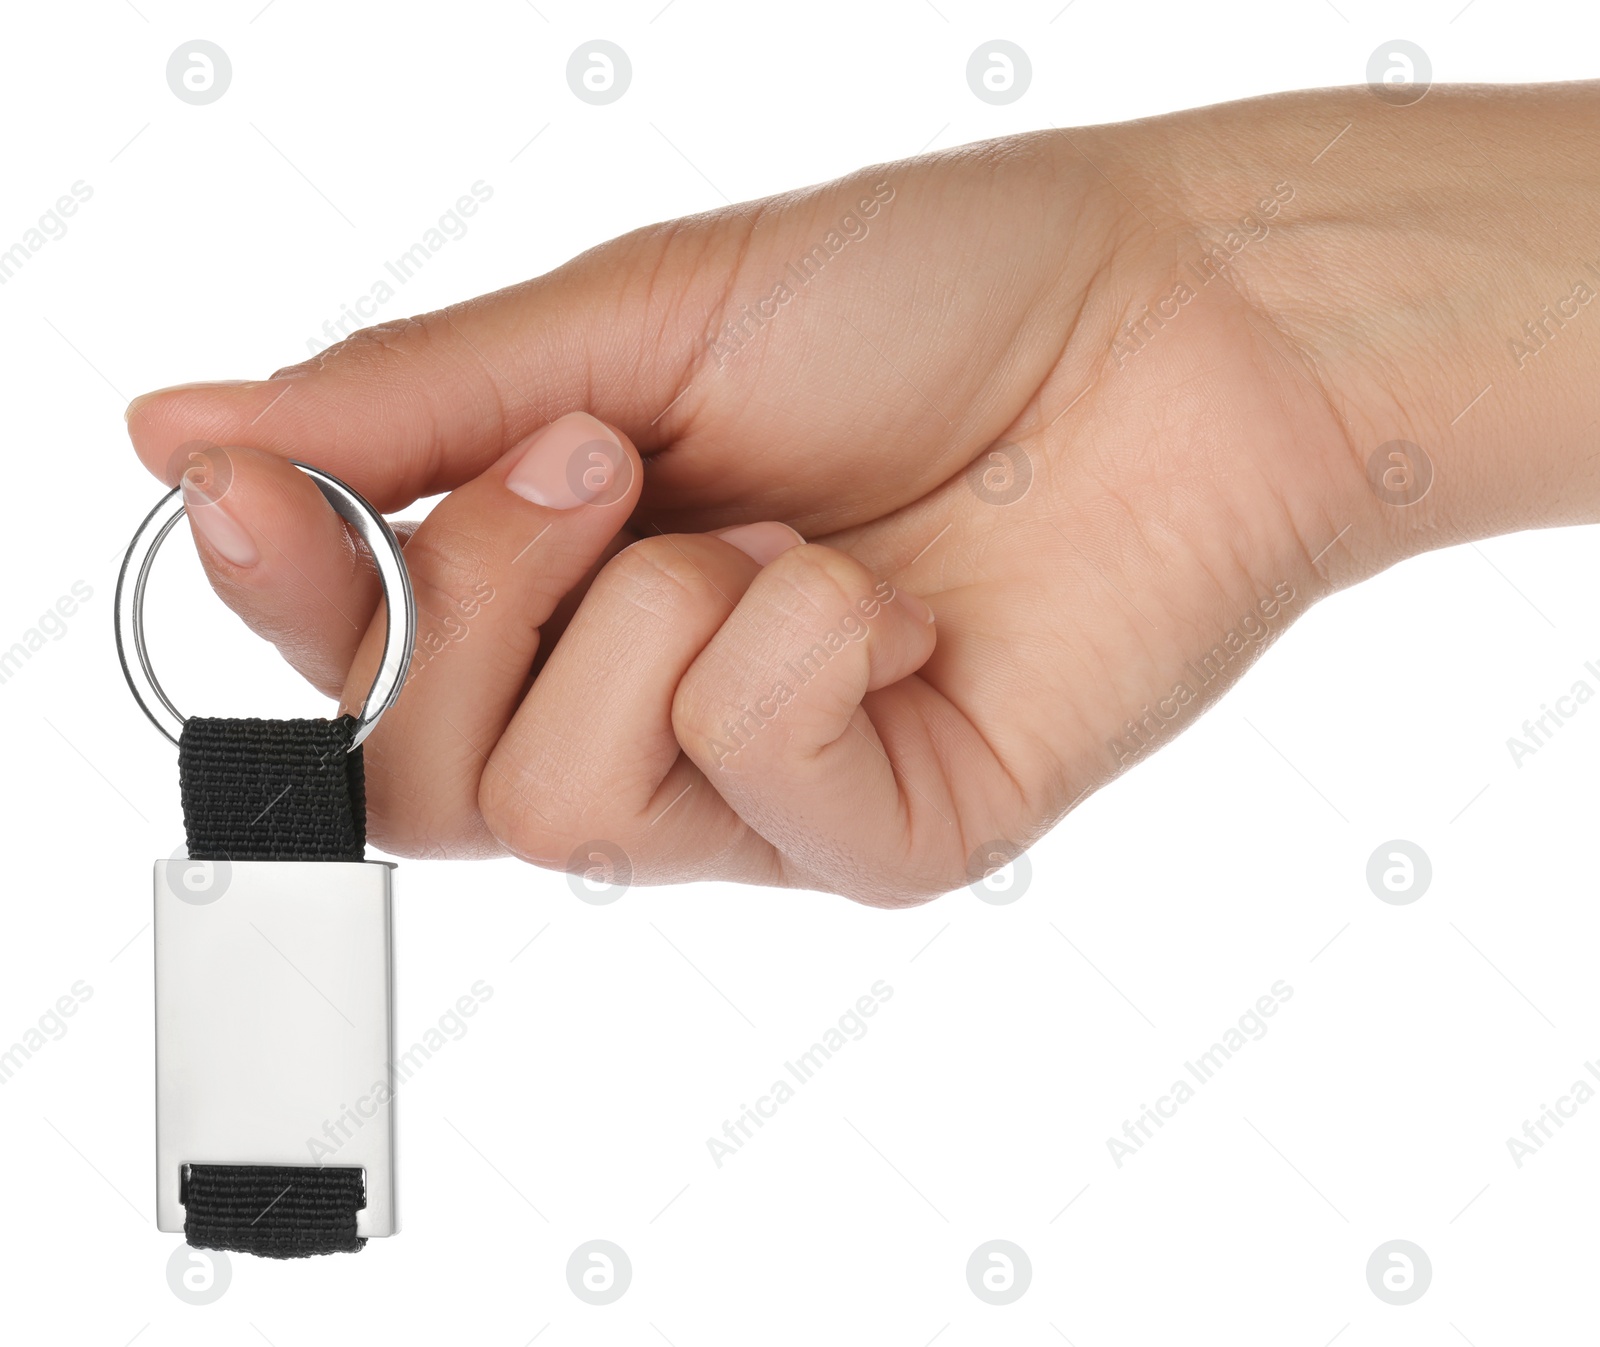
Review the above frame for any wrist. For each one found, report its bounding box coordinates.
[1101,82,1600,583]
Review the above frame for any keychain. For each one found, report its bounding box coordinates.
[114,462,416,1258]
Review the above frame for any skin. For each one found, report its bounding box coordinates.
[126,83,1600,905]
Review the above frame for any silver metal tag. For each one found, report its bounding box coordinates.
[154,859,397,1238]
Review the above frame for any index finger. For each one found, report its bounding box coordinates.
[123,221,729,512]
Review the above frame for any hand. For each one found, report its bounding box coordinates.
[125,83,1600,903]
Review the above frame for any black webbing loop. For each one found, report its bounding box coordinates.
[178,716,366,862]
[183,1164,366,1258]
[176,715,370,1256]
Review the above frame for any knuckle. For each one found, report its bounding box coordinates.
[478,762,569,864]
[479,763,642,884]
[476,768,524,851]
[669,548,877,769]
[671,652,793,777]
[753,544,865,625]
[595,536,730,622]
[272,315,438,379]
[669,663,726,757]
[400,520,494,616]
[477,739,633,870]
[367,766,497,861]
[670,655,766,772]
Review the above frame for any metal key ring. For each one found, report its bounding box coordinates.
[114,461,416,750]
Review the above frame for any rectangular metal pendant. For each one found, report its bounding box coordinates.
[154,859,397,1238]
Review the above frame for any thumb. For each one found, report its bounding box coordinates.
[124,218,736,512]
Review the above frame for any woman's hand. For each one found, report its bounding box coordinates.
[125,83,1600,903]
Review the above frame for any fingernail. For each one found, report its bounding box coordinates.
[182,477,258,567]
[505,412,626,509]
[895,588,936,624]
[125,379,257,424]
[715,521,806,566]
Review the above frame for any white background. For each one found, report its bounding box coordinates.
[2,0,1598,1342]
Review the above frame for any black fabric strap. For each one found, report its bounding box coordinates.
[183,1164,366,1258]
[176,716,370,1255]
[178,715,366,862]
